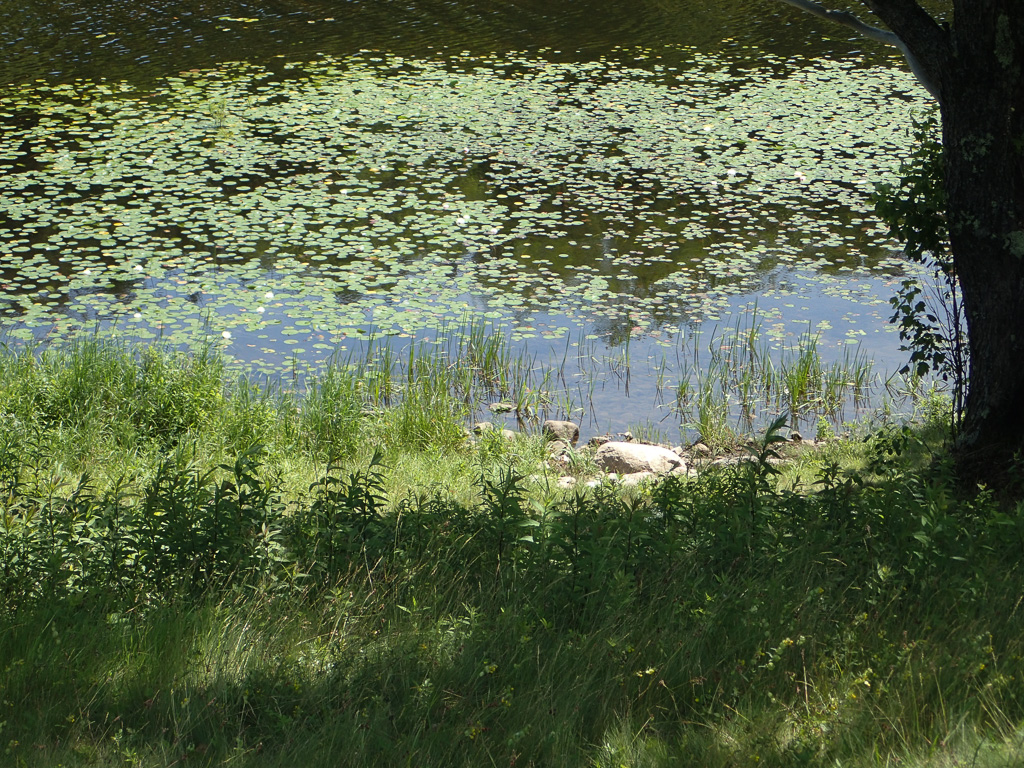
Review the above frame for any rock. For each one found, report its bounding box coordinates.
[588,434,613,448]
[790,430,803,442]
[557,476,577,488]
[477,422,516,439]
[543,419,580,445]
[711,455,785,468]
[711,456,743,468]
[488,402,514,414]
[473,422,516,440]
[547,439,570,456]
[690,442,711,457]
[672,445,685,456]
[595,441,686,475]
[619,471,655,487]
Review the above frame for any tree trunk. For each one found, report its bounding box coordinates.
[942,2,1024,484]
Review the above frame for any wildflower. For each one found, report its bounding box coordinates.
[222,331,232,340]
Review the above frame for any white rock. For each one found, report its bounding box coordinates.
[595,441,686,475]
[619,471,655,487]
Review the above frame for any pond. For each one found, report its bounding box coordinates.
[0,0,938,441]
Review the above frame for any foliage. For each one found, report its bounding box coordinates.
[292,450,389,582]
[3,412,1024,767]
[0,338,225,449]
[2,337,1023,767]
[873,111,968,435]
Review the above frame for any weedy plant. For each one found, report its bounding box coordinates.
[874,109,967,437]
[1,336,1022,768]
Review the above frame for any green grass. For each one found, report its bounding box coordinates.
[674,311,875,449]
[1,337,1022,768]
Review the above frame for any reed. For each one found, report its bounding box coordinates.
[674,309,876,444]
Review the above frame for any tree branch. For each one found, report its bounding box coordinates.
[861,1,951,85]
[776,0,900,45]
[774,0,943,101]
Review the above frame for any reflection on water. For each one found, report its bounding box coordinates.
[1,0,907,85]
[0,0,941,440]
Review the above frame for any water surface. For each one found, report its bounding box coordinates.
[0,0,939,439]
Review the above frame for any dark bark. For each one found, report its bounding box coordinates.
[938,1,1024,484]
[861,0,951,90]
[785,0,1024,485]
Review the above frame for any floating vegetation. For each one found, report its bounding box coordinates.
[0,46,930,432]
[0,47,927,351]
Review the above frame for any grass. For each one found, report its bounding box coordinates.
[1,335,1021,768]
[674,310,875,450]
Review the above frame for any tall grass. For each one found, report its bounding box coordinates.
[1,411,1023,767]
[674,310,875,447]
[0,337,225,443]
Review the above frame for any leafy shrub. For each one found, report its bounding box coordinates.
[873,110,967,434]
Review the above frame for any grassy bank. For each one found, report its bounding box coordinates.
[1,339,1023,768]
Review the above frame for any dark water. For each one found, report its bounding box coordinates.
[1,0,902,86]
[0,0,950,439]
